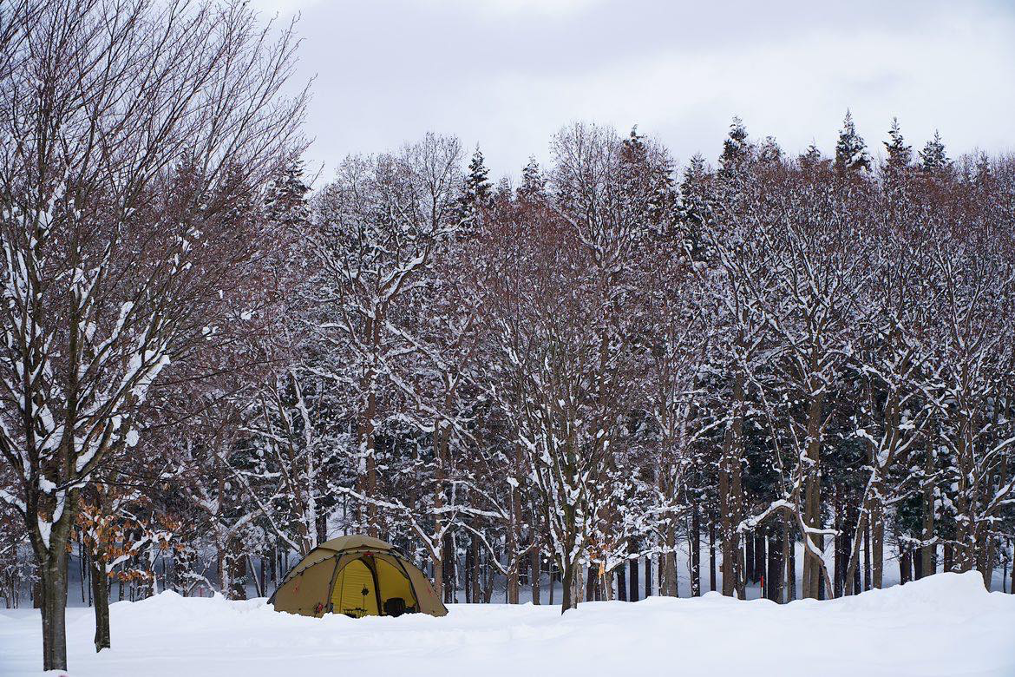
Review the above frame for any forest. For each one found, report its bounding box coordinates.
[0,0,1013,672]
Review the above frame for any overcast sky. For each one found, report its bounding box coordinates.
[253,0,1014,184]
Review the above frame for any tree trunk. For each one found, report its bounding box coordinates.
[40,551,70,671]
[91,558,110,652]
[86,551,93,606]
[767,529,783,602]
[921,440,937,579]
[788,526,797,602]
[231,550,248,600]
[782,514,792,603]
[802,388,827,600]
[315,511,327,547]
[719,451,743,596]
[645,554,652,598]
[690,505,701,597]
[755,532,766,589]
[979,533,994,590]
[507,565,519,604]
[833,491,843,598]
[483,551,495,603]
[863,521,871,590]
[464,536,474,603]
[900,549,912,585]
[79,537,87,604]
[721,369,745,598]
[561,559,578,613]
[1003,544,1011,593]
[709,520,717,592]
[871,498,884,588]
[629,553,639,602]
[259,555,267,597]
[442,532,456,604]
[548,560,555,606]
[471,533,481,603]
[664,525,677,596]
[432,556,443,604]
[745,529,755,584]
[362,376,379,537]
[853,514,861,593]
[840,499,861,596]
[507,445,522,604]
[530,544,540,604]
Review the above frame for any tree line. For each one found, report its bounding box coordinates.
[1,0,1013,672]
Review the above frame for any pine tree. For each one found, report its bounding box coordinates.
[798,143,824,171]
[834,110,870,174]
[620,126,676,231]
[517,156,546,201]
[678,153,713,260]
[919,130,949,173]
[458,146,494,228]
[265,159,310,229]
[719,116,751,180]
[758,136,782,165]
[974,152,992,185]
[680,153,709,198]
[883,118,912,173]
[494,175,512,202]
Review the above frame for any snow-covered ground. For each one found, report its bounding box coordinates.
[0,572,1011,677]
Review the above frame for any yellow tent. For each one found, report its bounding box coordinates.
[270,535,447,618]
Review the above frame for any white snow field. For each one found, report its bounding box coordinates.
[0,572,1011,677]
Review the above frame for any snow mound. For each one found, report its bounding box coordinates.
[1,573,1011,677]
[828,571,1005,615]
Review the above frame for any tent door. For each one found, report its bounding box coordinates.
[330,558,380,617]
[376,556,419,614]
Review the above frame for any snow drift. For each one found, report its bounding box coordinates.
[0,571,1011,677]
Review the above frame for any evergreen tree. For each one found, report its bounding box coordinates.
[494,175,513,202]
[834,110,870,174]
[678,153,713,260]
[517,156,546,201]
[974,152,992,185]
[680,153,710,198]
[719,116,751,180]
[883,118,912,173]
[798,142,824,171]
[265,159,311,229]
[919,130,949,173]
[621,126,676,231]
[757,136,782,165]
[458,145,494,228]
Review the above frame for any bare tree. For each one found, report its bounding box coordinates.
[0,0,305,669]
[309,133,464,593]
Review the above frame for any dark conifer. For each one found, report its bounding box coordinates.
[719,116,751,180]
[798,143,824,171]
[458,145,494,229]
[757,136,782,166]
[265,159,311,228]
[517,156,546,201]
[834,110,870,174]
[620,126,676,233]
[919,130,949,173]
[884,118,912,173]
